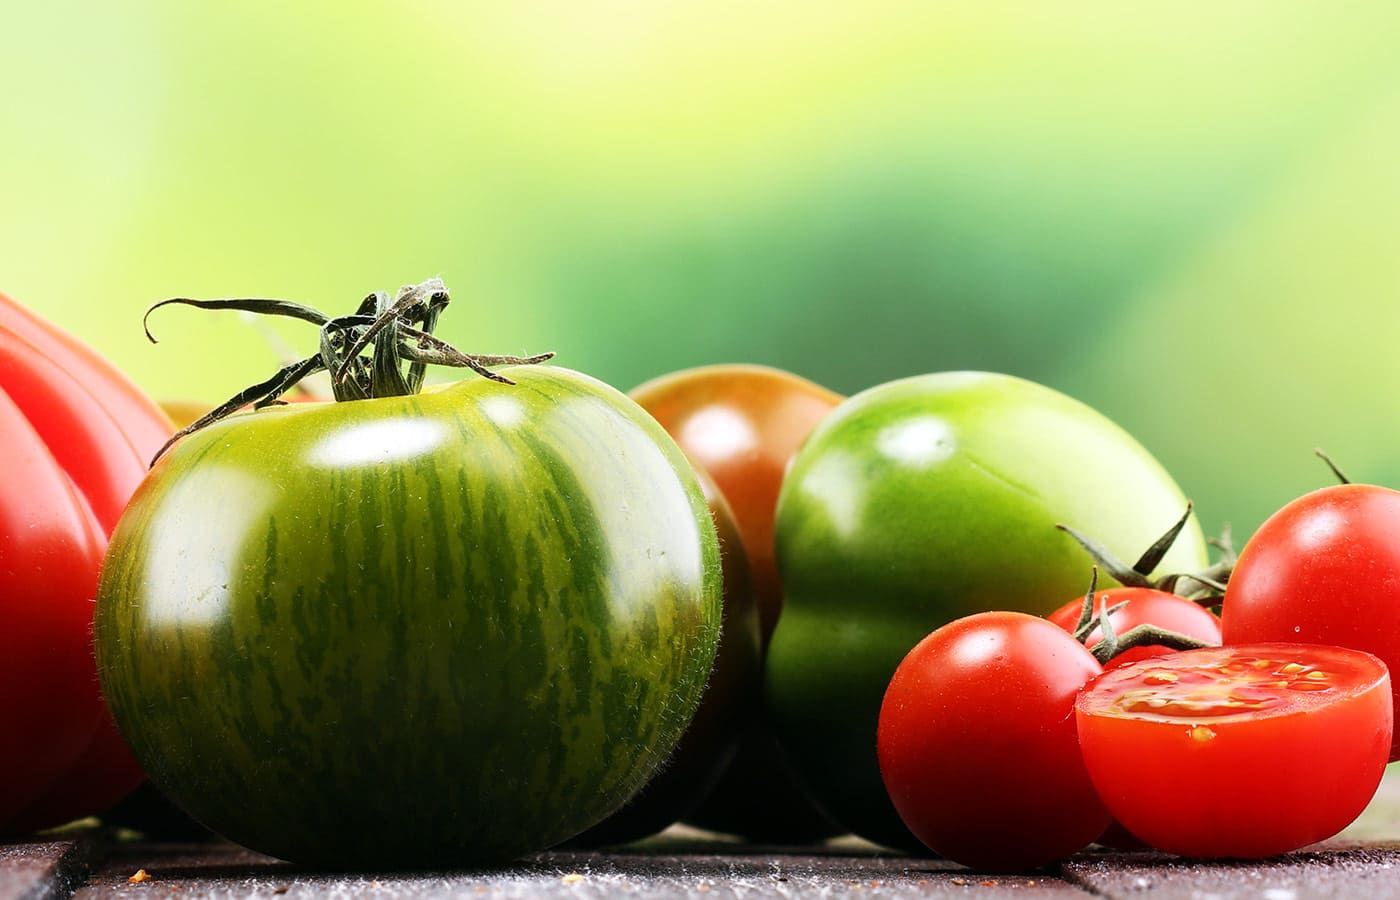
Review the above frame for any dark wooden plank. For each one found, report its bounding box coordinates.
[76,840,1092,899]
[0,838,93,900]
[1064,843,1400,900]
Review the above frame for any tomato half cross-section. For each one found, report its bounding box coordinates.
[0,291,173,833]
[95,316,724,867]
[1076,643,1392,859]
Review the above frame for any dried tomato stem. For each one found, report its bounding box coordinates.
[143,278,553,465]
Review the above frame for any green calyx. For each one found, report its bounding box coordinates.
[1070,567,1214,667]
[143,277,553,464]
[1057,501,1233,604]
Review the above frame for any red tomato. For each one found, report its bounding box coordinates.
[1220,484,1400,760]
[1047,587,1222,668]
[877,612,1110,871]
[1077,643,1391,858]
[0,293,173,832]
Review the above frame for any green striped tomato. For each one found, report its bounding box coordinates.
[94,365,723,868]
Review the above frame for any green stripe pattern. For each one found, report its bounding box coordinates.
[95,366,722,867]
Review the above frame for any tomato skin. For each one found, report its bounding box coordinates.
[631,364,843,842]
[0,292,172,832]
[630,363,841,641]
[1047,588,1222,668]
[878,612,1110,871]
[95,366,723,867]
[1077,643,1392,859]
[1221,484,1400,760]
[567,469,762,846]
[768,371,1206,848]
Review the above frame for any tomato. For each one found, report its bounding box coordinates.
[95,364,724,867]
[767,371,1207,848]
[1047,587,1222,669]
[0,291,172,833]
[1220,483,1400,761]
[878,612,1110,870]
[630,363,841,641]
[567,468,762,846]
[631,363,843,841]
[1077,643,1391,858]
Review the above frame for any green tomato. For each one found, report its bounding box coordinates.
[95,366,723,868]
[767,371,1207,849]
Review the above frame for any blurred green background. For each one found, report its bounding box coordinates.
[4,2,1399,542]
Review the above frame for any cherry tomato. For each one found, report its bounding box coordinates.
[877,612,1110,871]
[1047,587,1222,669]
[1077,643,1391,859]
[1220,484,1400,760]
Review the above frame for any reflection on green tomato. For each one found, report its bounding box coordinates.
[767,371,1207,849]
[95,366,723,868]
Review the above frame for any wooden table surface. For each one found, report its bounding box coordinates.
[6,770,1400,899]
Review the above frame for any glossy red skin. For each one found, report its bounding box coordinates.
[0,293,173,832]
[1077,643,1392,858]
[877,612,1110,871]
[1047,588,1222,669]
[632,364,843,841]
[1221,484,1400,761]
[1047,586,1223,849]
[630,364,841,642]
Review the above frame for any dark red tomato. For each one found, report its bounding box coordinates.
[877,612,1110,871]
[0,292,173,832]
[1220,484,1400,761]
[1077,643,1391,858]
[1048,587,1222,669]
[630,364,841,642]
[632,364,843,842]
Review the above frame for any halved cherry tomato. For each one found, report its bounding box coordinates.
[1076,643,1391,859]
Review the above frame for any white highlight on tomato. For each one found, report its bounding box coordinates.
[307,418,447,468]
[875,416,956,468]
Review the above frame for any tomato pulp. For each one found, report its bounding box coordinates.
[1077,643,1391,859]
